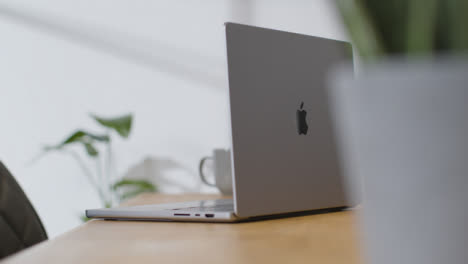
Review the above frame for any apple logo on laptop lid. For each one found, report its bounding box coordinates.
[296,102,308,135]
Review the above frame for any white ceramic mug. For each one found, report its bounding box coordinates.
[199,149,232,195]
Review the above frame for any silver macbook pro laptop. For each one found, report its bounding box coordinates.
[86,22,354,222]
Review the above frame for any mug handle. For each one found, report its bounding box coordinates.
[199,157,216,187]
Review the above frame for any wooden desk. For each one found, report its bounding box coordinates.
[2,194,363,264]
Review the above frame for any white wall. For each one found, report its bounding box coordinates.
[0,0,347,237]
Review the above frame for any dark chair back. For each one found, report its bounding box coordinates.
[0,162,47,259]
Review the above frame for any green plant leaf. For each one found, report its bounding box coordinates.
[113,179,157,191]
[336,0,468,59]
[63,131,110,144]
[335,0,385,61]
[407,0,438,54]
[91,114,133,138]
[84,142,98,156]
[360,0,409,54]
[447,0,468,51]
[80,214,91,222]
[112,179,157,201]
[43,130,107,157]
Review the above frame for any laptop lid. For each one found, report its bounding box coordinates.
[225,23,353,218]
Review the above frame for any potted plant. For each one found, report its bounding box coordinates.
[38,114,156,221]
[330,1,468,263]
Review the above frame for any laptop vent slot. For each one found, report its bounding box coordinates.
[174,213,190,216]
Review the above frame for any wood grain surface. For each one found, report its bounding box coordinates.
[1,193,363,264]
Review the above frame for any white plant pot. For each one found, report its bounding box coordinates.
[329,58,468,264]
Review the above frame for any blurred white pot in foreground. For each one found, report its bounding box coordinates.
[330,58,468,264]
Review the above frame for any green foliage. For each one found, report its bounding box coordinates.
[113,179,157,201]
[44,130,109,157]
[42,114,131,158]
[91,114,133,138]
[80,215,91,222]
[336,0,468,61]
[38,113,157,222]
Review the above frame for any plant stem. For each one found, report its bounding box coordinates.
[105,131,114,205]
[95,152,109,207]
[66,150,106,203]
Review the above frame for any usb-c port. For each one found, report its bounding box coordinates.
[205,214,214,218]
